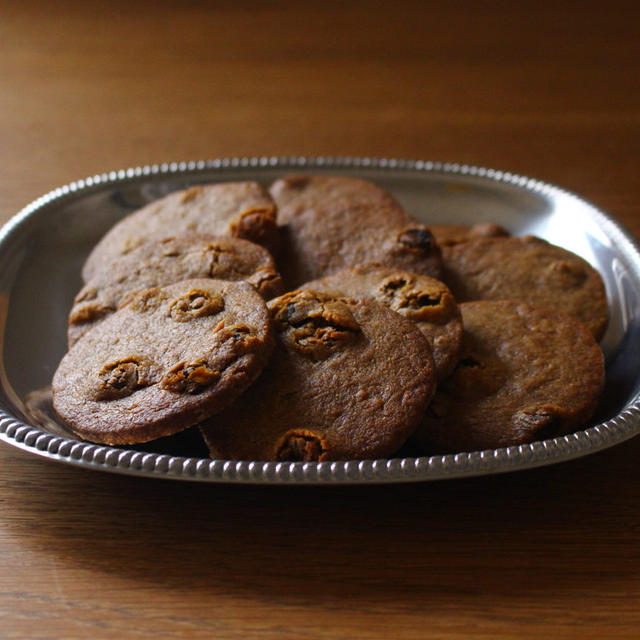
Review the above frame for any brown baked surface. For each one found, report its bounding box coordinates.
[53,279,274,445]
[442,235,609,339]
[270,175,443,287]
[303,265,462,381]
[200,289,437,461]
[430,222,509,246]
[68,233,283,346]
[81,181,278,281]
[413,300,605,453]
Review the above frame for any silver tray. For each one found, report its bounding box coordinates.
[1,156,639,484]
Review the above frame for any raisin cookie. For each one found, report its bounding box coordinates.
[270,175,442,287]
[69,233,283,346]
[53,279,274,445]
[201,289,437,461]
[82,181,278,281]
[413,300,605,453]
[304,265,462,381]
[442,235,608,339]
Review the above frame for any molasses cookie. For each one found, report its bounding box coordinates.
[82,181,278,281]
[442,235,608,339]
[304,265,462,381]
[430,222,509,246]
[69,233,283,346]
[201,289,437,461]
[414,300,605,453]
[270,175,442,287]
[53,279,274,445]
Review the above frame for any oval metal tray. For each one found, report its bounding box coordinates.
[1,156,639,484]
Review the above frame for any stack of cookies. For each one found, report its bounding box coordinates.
[49,175,607,461]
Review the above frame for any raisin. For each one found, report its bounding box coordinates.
[95,357,150,400]
[169,290,224,322]
[513,405,564,441]
[412,293,440,307]
[229,207,277,244]
[161,361,220,394]
[276,430,328,461]
[382,278,407,293]
[380,278,442,312]
[273,292,361,359]
[223,324,258,349]
[69,303,113,325]
[290,304,360,359]
[397,227,434,252]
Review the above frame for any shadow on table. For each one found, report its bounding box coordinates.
[3,435,640,609]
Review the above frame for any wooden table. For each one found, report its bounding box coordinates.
[1,2,639,637]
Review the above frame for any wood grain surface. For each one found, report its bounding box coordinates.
[1,1,639,638]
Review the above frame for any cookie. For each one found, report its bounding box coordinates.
[200,289,437,461]
[68,233,283,346]
[53,279,274,445]
[430,222,509,247]
[82,181,278,281]
[304,265,462,381]
[413,300,605,453]
[442,235,608,339]
[270,175,443,287]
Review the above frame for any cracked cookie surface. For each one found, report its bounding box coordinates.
[304,265,463,381]
[270,175,443,287]
[53,279,274,444]
[68,233,283,345]
[441,235,608,339]
[82,181,278,281]
[413,300,605,453]
[200,289,437,461]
